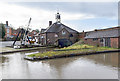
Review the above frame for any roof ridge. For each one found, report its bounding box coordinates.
[61,23,78,33]
[45,22,56,32]
[44,22,78,33]
[86,26,120,33]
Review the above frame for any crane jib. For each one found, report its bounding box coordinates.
[13,17,32,47]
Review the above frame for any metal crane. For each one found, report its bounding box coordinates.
[13,18,32,47]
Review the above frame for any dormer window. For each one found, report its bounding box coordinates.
[62,30,66,35]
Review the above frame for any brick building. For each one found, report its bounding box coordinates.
[4,21,13,38]
[39,12,79,47]
[4,21,22,39]
[12,28,21,37]
[39,29,46,45]
[28,30,38,38]
[84,27,120,48]
[79,30,86,40]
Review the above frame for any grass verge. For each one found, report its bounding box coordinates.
[27,44,118,58]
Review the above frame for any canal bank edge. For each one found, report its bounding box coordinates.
[24,49,120,61]
[0,46,55,54]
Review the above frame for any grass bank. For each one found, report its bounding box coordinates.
[27,44,118,58]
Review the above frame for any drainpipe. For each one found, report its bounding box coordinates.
[46,32,47,46]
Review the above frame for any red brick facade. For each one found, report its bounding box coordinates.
[5,27,13,37]
[84,37,120,48]
[110,38,119,48]
[84,38,103,47]
[45,28,79,46]
[79,32,85,39]
[84,27,120,48]
[118,36,120,48]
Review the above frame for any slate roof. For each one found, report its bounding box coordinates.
[40,29,46,33]
[85,27,120,38]
[45,22,78,33]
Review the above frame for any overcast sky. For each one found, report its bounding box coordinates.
[0,1,118,32]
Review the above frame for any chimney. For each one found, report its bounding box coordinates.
[94,29,98,31]
[49,21,52,26]
[6,21,8,26]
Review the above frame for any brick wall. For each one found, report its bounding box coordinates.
[79,32,85,39]
[5,28,12,37]
[46,33,57,45]
[84,37,120,48]
[84,38,103,47]
[110,38,119,48]
[39,33,46,45]
[119,37,120,48]
[71,33,79,43]
[58,28,70,40]
[45,28,79,46]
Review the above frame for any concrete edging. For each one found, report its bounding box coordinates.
[0,47,54,54]
[24,49,120,61]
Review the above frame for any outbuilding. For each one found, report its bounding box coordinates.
[84,27,120,48]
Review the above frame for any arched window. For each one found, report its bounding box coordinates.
[69,34,73,37]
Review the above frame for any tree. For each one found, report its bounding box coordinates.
[0,23,6,38]
[35,29,39,33]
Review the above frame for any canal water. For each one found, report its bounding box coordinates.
[0,51,119,79]
[0,41,119,79]
[0,41,20,47]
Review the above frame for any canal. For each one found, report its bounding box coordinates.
[0,41,120,79]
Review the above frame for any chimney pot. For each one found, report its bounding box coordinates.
[6,21,8,26]
[49,21,52,26]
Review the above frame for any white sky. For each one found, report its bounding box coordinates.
[0,1,118,32]
[0,0,119,2]
[0,2,96,30]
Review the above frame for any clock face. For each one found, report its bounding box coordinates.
[62,31,66,35]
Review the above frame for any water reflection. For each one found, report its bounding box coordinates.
[0,55,2,80]
[83,53,118,67]
[2,56,9,65]
[40,53,118,79]
[1,51,119,79]
[118,53,120,80]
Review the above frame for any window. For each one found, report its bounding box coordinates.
[7,28,9,33]
[69,34,73,37]
[93,38,98,41]
[62,30,66,35]
[100,38,103,42]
